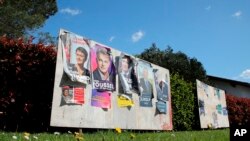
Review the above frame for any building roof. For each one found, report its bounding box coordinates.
[208,75,250,88]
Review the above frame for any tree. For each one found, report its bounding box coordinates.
[37,32,57,45]
[171,73,195,130]
[136,43,165,65]
[0,0,57,38]
[138,43,208,83]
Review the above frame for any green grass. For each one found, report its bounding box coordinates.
[0,129,229,141]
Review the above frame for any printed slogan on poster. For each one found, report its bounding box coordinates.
[50,29,172,130]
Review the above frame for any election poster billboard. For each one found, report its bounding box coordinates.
[196,80,230,129]
[50,29,172,130]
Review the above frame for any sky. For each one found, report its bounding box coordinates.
[38,0,250,83]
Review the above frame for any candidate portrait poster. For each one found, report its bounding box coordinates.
[60,32,90,85]
[61,86,85,104]
[59,32,90,105]
[153,69,169,114]
[196,80,229,129]
[137,60,154,107]
[117,53,139,107]
[90,44,116,108]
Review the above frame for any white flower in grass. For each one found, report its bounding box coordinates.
[12,135,17,139]
[171,133,175,137]
[33,135,38,139]
[54,131,60,135]
[23,132,30,140]
[68,131,72,134]
[24,135,29,140]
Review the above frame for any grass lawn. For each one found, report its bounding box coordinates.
[0,128,229,141]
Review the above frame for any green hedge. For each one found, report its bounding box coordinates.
[170,73,198,131]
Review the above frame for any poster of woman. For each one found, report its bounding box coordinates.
[60,32,91,86]
[59,32,90,105]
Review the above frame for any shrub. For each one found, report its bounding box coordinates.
[171,73,196,131]
[0,36,57,132]
[226,94,250,126]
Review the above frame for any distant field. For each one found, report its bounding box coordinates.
[0,128,229,141]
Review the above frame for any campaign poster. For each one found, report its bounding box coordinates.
[196,80,229,129]
[117,95,134,107]
[90,44,116,108]
[91,90,111,109]
[153,69,169,114]
[62,86,84,104]
[91,44,116,91]
[117,53,138,107]
[59,32,90,105]
[137,60,154,107]
[156,101,167,114]
[60,32,90,86]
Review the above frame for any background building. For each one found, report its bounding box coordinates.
[208,75,250,99]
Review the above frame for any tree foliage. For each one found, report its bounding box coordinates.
[0,0,58,38]
[170,73,195,130]
[137,43,208,83]
[226,94,250,126]
[0,36,56,131]
[37,32,57,45]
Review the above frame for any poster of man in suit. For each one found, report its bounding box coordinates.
[137,60,154,107]
[154,69,169,114]
[90,44,116,108]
